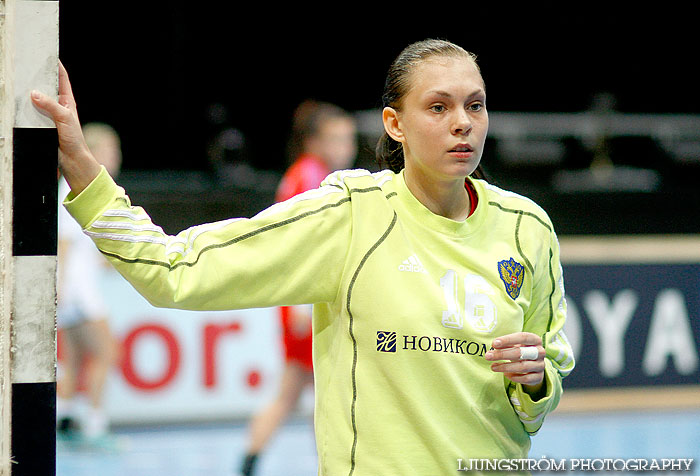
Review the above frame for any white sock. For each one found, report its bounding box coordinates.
[83,407,108,438]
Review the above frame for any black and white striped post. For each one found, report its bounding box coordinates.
[0,2,13,471]
[9,1,59,475]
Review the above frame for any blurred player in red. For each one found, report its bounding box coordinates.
[239,100,357,476]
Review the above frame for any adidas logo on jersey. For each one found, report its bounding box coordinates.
[398,254,426,273]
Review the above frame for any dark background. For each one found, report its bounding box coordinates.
[56,6,700,234]
[58,6,698,171]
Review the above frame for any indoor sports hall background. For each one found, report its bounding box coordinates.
[54,7,698,476]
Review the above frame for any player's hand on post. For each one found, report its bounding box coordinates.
[30,61,101,194]
[485,332,547,399]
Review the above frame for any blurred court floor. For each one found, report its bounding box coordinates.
[57,409,700,476]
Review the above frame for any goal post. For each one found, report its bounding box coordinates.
[0,0,15,473]
[1,0,60,475]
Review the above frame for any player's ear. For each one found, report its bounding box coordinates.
[382,107,404,143]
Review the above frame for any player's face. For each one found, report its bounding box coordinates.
[315,117,357,171]
[389,57,488,183]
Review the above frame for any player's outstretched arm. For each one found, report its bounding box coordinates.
[30,61,102,194]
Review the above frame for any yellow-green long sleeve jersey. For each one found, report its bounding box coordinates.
[65,166,575,476]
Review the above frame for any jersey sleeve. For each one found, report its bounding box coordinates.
[508,225,575,435]
[63,167,352,311]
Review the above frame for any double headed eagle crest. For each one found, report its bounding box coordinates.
[498,257,525,300]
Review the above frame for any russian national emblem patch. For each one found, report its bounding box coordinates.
[498,257,525,300]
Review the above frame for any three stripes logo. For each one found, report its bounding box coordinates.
[398,254,425,273]
[376,331,397,353]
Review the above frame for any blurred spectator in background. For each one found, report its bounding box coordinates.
[205,101,282,192]
[239,100,357,476]
[56,122,122,447]
[205,102,250,182]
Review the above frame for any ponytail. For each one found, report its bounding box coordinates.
[375,132,404,174]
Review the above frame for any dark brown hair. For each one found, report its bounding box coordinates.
[375,39,488,180]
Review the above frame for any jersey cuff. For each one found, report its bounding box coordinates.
[512,359,562,420]
[63,166,121,229]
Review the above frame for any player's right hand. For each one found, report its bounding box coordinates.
[30,61,101,194]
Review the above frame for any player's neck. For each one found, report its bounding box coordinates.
[404,169,470,221]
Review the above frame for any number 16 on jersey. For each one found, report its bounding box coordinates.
[440,270,498,333]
